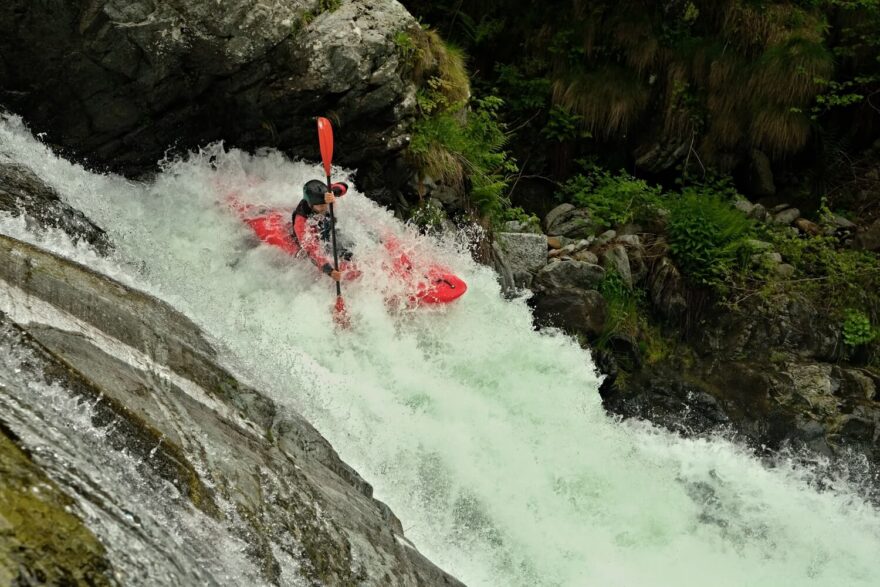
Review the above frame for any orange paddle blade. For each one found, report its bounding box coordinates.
[317,117,334,178]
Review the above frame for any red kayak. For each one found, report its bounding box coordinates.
[227,197,467,305]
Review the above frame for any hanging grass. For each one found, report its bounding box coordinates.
[552,66,650,137]
[609,14,660,73]
[398,27,470,106]
[719,2,826,54]
[749,106,813,157]
[704,113,745,151]
[749,38,833,104]
[662,63,704,140]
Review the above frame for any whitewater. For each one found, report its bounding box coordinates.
[1,112,879,587]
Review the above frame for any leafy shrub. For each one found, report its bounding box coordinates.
[402,28,517,221]
[541,106,591,142]
[409,96,516,219]
[394,31,416,61]
[666,189,754,288]
[494,64,551,113]
[770,231,880,311]
[842,309,877,348]
[501,206,541,231]
[561,164,663,230]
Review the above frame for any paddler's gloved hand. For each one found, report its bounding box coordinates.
[329,268,360,282]
[322,263,342,282]
[323,261,361,282]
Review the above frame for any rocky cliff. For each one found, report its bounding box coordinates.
[0,0,418,175]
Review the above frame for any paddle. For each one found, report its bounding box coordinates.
[317,116,350,328]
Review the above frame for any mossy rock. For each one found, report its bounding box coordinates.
[0,427,115,585]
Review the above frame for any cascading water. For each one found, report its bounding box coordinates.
[2,112,879,586]
[0,323,286,586]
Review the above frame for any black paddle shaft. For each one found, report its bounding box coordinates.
[327,174,342,296]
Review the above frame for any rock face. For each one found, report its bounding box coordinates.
[0,162,111,253]
[602,293,880,477]
[543,204,593,238]
[534,259,605,291]
[647,257,687,321]
[0,233,462,584]
[494,232,547,288]
[0,0,418,174]
[532,288,608,339]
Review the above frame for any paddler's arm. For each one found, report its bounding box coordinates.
[294,214,337,280]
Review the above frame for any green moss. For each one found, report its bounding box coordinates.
[843,309,878,348]
[640,323,673,366]
[0,429,114,586]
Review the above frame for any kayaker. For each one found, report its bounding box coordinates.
[292,179,354,281]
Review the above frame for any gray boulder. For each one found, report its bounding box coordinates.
[502,220,543,234]
[495,232,548,275]
[491,241,516,294]
[733,197,756,215]
[532,288,608,339]
[773,208,801,225]
[535,260,605,291]
[594,230,617,247]
[543,204,574,232]
[0,233,463,585]
[0,0,419,174]
[748,203,769,222]
[601,244,632,287]
[648,257,687,321]
[573,249,599,264]
[616,235,648,285]
[544,204,593,238]
[831,214,857,230]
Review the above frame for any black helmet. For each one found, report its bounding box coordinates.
[303,179,349,205]
[303,179,328,205]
